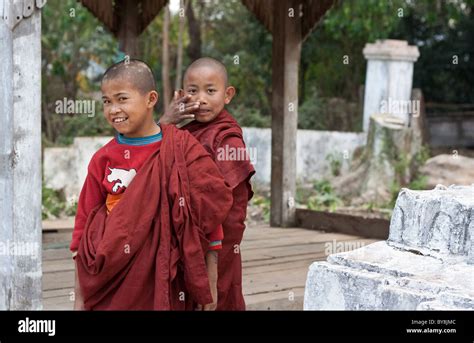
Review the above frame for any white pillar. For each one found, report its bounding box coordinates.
[0,0,15,311]
[0,0,45,310]
[362,39,420,131]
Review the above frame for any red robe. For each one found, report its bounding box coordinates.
[76,124,233,310]
[184,109,255,310]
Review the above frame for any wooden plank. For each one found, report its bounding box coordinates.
[241,232,372,250]
[43,270,75,291]
[296,208,390,239]
[243,265,309,295]
[43,232,72,247]
[243,256,322,276]
[243,228,320,240]
[241,230,332,245]
[42,218,74,231]
[43,258,74,273]
[43,298,73,310]
[243,227,371,241]
[242,224,326,236]
[242,242,328,261]
[243,238,376,269]
[270,0,302,227]
[245,287,305,310]
[243,251,326,268]
[43,288,73,299]
[242,238,373,263]
[43,248,72,261]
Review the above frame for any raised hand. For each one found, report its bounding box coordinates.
[159,90,199,126]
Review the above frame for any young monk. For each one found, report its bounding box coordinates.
[160,57,255,310]
[70,59,233,310]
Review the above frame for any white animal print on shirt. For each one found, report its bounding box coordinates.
[107,167,137,193]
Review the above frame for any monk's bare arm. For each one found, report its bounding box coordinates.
[202,250,218,311]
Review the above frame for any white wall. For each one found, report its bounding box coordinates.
[43,128,367,201]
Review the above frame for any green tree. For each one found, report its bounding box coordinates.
[42,0,118,145]
[392,0,474,103]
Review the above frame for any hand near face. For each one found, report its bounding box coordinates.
[160,90,198,126]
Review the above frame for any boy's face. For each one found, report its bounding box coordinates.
[101,79,158,137]
[183,66,235,123]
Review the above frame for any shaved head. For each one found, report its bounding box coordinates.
[102,59,156,94]
[184,57,228,86]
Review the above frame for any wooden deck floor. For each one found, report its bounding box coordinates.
[42,218,378,310]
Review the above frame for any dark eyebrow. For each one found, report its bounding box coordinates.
[186,84,216,88]
[102,92,130,99]
[113,92,130,97]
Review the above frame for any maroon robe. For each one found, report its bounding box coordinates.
[76,124,233,310]
[184,109,255,310]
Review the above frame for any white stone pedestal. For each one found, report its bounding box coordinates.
[362,40,420,131]
[304,185,474,310]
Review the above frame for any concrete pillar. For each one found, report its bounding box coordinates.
[362,39,420,131]
[0,0,15,311]
[0,0,45,310]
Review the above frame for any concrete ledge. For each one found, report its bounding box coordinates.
[304,185,474,310]
[304,241,474,310]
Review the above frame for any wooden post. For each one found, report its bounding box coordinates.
[117,0,139,57]
[270,0,302,227]
[0,0,43,310]
[162,4,171,110]
[175,0,186,90]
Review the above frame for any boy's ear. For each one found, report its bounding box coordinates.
[148,90,159,108]
[224,86,236,105]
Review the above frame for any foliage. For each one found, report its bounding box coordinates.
[42,185,77,219]
[307,180,343,212]
[251,194,270,223]
[392,0,474,103]
[40,0,474,142]
[301,0,407,103]
[413,144,431,168]
[231,104,270,128]
[325,151,343,177]
[298,92,325,130]
[42,0,118,145]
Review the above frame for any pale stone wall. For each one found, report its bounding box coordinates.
[43,128,367,201]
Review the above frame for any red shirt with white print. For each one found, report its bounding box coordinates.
[70,131,223,253]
